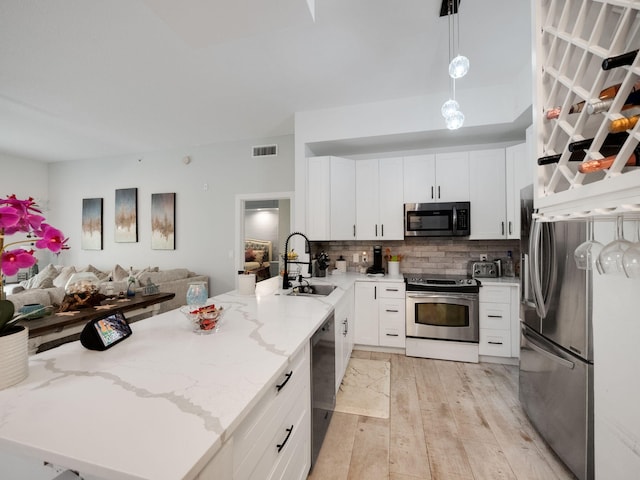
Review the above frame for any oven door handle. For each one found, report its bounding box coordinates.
[406,292,478,302]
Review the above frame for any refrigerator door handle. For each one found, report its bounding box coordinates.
[530,219,546,318]
[523,329,575,370]
[541,222,558,317]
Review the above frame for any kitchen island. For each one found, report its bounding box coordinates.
[0,273,369,480]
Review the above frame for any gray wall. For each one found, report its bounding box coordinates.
[45,135,294,295]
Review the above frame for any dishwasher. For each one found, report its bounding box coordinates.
[310,312,335,468]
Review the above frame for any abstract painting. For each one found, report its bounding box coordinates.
[81,198,103,250]
[151,192,175,250]
[115,188,138,242]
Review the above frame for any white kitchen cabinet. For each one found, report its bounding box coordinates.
[478,283,519,359]
[403,152,469,203]
[232,345,310,480]
[354,282,378,346]
[334,285,354,393]
[355,157,404,240]
[354,281,405,348]
[306,156,355,240]
[505,142,528,240]
[469,148,507,239]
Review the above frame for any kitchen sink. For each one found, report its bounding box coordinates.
[287,284,337,297]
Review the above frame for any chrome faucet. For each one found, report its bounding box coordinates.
[282,232,312,289]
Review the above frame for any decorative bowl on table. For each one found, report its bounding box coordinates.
[180,304,224,334]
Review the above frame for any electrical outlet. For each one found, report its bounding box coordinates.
[480,254,488,261]
[352,253,359,263]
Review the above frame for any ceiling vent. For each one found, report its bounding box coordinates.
[252,144,278,157]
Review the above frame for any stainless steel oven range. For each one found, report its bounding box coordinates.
[405,274,480,343]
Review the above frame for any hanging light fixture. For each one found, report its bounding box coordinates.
[441,0,464,130]
[448,0,469,79]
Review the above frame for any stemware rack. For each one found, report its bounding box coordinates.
[534,0,640,220]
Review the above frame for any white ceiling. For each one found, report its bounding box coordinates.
[0,0,532,163]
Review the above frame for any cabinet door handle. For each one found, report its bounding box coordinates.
[375,224,378,237]
[386,288,399,292]
[374,286,377,300]
[381,224,384,237]
[353,225,356,237]
[488,341,503,345]
[275,371,293,392]
[386,333,399,337]
[437,186,441,199]
[487,315,503,318]
[342,318,348,336]
[508,221,513,235]
[431,186,434,199]
[385,309,399,313]
[501,221,505,235]
[276,425,294,453]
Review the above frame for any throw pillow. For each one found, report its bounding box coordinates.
[245,249,255,262]
[111,264,129,282]
[53,265,77,288]
[20,263,58,289]
[254,250,264,264]
[80,264,108,281]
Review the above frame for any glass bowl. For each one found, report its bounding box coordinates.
[180,304,224,335]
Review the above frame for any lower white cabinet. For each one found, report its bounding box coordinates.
[478,283,520,359]
[354,281,405,348]
[197,345,310,480]
[335,285,354,393]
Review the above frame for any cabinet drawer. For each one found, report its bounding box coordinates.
[249,386,309,480]
[479,329,511,357]
[379,324,405,347]
[378,299,404,320]
[377,283,405,299]
[479,302,510,330]
[480,285,511,304]
[233,346,308,477]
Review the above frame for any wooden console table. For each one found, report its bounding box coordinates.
[18,292,175,353]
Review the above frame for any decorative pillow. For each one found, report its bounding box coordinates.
[245,249,255,262]
[80,264,108,281]
[53,265,77,288]
[254,250,264,264]
[19,263,58,289]
[111,264,129,282]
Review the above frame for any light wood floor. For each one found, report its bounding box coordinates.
[308,350,577,480]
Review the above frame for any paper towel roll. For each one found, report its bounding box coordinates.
[238,274,256,295]
[335,260,347,273]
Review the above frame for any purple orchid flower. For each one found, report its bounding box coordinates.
[0,248,37,276]
[34,224,68,253]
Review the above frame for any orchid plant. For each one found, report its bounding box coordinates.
[0,195,68,334]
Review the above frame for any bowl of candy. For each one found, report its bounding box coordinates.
[180,304,224,334]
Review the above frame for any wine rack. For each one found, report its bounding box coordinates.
[534,0,640,219]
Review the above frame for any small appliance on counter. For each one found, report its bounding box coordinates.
[334,256,347,274]
[366,245,385,275]
[312,251,330,277]
[471,260,500,278]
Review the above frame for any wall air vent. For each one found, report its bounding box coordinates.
[252,144,278,157]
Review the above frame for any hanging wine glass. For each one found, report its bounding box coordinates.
[622,221,640,279]
[597,216,632,275]
[574,218,603,270]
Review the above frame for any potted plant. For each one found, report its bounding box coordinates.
[0,195,68,390]
[384,248,404,277]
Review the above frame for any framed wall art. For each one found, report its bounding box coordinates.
[151,193,176,250]
[81,198,103,250]
[115,188,138,243]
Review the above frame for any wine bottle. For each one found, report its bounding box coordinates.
[609,115,640,133]
[567,132,628,152]
[602,49,639,70]
[538,146,622,165]
[578,148,640,174]
[587,89,640,114]
[545,80,640,119]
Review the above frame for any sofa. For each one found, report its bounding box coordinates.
[6,263,209,315]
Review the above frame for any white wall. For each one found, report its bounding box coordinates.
[46,135,294,295]
[0,154,53,281]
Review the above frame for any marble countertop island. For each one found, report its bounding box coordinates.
[0,273,383,480]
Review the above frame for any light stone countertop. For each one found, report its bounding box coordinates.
[476,276,520,287]
[0,272,396,480]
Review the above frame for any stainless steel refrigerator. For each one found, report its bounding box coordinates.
[519,185,594,480]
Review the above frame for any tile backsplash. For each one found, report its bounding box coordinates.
[313,238,520,277]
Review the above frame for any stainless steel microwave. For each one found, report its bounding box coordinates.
[404,202,470,237]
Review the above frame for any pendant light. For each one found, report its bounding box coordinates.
[441,0,464,130]
[448,0,469,79]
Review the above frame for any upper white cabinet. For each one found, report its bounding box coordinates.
[505,143,529,240]
[403,152,469,204]
[355,157,404,240]
[306,156,356,240]
[469,148,507,239]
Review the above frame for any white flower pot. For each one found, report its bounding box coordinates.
[0,326,28,390]
[387,261,400,277]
